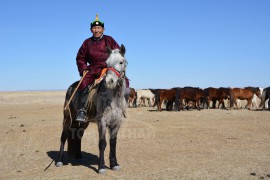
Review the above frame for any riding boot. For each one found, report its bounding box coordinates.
[76,87,89,122]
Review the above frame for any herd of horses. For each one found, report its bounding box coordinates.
[128,86,270,111]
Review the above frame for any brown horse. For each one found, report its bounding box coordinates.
[230,87,261,109]
[204,87,231,109]
[153,88,177,111]
[128,87,137,107]
[175,87,205,111]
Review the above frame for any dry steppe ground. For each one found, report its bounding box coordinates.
[0,91,269,179]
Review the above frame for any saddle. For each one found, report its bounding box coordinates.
[93,68,107,88]
[85,68,127,120]
[85,68,108,120]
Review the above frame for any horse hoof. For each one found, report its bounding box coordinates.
[98,168,106,174]
[56,162,63,167]
[112,165,121,171]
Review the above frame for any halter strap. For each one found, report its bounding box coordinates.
[107,67,121,77]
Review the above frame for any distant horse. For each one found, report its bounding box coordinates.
[175,87,205,111]
[236,88,269,109]
[204,87,231,109]
[259,87,270,110]
[128,87,137,107]
[230,87,261,109]
[149,89,162,96]
[136,89,155,107]
[56,45,127,174]
[153,88,177,111]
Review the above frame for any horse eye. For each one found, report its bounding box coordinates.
[119,61,123,65]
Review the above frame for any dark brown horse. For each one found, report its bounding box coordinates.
[230,87,261,109]
[204,87,231,109]
[175,87,205,111]
[128,87,137,107]
[153,88,177,111]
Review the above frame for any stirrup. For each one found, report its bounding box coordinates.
[76,109,87,122]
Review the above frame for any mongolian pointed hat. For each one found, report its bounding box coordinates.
[90,14,104,28]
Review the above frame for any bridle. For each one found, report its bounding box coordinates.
[107,67,121,78]
[106,67,126,87]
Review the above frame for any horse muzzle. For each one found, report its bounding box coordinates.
[105,74,118,89]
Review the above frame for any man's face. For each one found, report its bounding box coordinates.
[91,26,104,38]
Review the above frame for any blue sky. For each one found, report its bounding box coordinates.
[0,0,269,91]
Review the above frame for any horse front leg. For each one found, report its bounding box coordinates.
[234,99,239,109]
[212,100,216,109]
[207,99,211,109]
[218,99,225,109]
[246,98,252,110]
[109,125,121,171]
[158,98,163,111]
[196,99,201,110]
[217,100,221,109]
[98,124,107,174]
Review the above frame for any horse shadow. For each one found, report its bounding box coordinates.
[46,151,101,173]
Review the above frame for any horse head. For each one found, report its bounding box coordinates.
[105,44,127,89]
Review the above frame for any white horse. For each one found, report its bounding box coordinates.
[56,45,127,174]
[136,89,155,107]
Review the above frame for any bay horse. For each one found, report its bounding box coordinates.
[56,45,127,174]
[153,88,177,111]
[230,87,261,109]
[175,87,205,111]
[236,88,269,109]
[203,87,231,109]
[128,87,137,107]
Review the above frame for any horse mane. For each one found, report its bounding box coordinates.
[244,86,258,93]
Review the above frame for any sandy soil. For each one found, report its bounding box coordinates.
[0,91,269,179]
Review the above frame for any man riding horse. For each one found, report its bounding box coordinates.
[75,14,129,122]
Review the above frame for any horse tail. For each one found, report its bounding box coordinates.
[152,91,160,107]
[174,88,180,111]
[259,88,266,109]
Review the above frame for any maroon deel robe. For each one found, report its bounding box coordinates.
[76,35,120,90]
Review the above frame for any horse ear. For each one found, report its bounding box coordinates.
[106,46,112,54]
[120,44,126,56]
